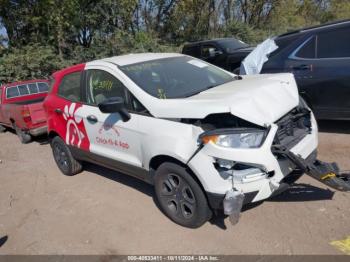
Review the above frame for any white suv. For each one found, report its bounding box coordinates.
[44,53,329,228]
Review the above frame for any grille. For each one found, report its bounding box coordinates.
[274,107,311,149]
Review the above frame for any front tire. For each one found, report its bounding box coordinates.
[154,162,212,228]
[51,136,82,176]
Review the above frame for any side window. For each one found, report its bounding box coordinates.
[86,70,127,106]
[28,83,39,94]
[18,84,29,95]
[183,45,201,58]
[58,72,82,102]
[201,44,219,59]
[6,86,19,98]
[38,82,49,92]
[295,36,316,59]
[317,27,350,58]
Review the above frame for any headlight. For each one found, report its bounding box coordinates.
[199,129,266,148]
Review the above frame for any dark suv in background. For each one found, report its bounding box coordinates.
[182,38,253,72]
[260,20,350,120]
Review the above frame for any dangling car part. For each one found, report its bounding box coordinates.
[272,145,350,192]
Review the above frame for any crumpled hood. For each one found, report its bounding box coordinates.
[148,73,299,126]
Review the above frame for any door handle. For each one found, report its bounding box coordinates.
[55,108,62,114]
[292,64,312,71]
[87,115,98,123]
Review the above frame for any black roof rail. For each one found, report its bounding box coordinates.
[278,19,350,37]
[184,37,238,45]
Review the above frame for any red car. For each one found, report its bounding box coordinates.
[0,79,49,143]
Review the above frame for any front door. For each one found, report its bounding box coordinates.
[80,68,144,176]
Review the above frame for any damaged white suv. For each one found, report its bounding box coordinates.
[45,53,349,228]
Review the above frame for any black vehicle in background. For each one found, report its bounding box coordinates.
[257,20,350,120]
[182,38,253,72]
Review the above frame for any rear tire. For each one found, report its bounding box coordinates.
[14,125,32,144]
[51,136,82,176]
[154,162,212,228]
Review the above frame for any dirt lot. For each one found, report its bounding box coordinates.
[0,121,349,255]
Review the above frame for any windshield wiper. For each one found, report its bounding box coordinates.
[183,84,219,97]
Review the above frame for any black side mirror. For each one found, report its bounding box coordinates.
[98,97,131,122]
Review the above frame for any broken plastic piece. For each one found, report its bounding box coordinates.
[223,189,245,225]
[272,145,350,192]
[240,38,278,75]
[308,161,350,192]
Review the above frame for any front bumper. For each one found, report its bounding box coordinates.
[205,150,316,210]
[188,113,319,208]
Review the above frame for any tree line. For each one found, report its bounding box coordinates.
[0,0,349,83]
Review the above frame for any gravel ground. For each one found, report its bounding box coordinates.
[0,120,349,255]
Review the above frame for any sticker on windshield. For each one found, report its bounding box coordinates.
[187,59,208,68]
[157,88,167,99]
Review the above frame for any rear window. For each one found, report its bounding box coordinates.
[38,82,49,92]
[5,82,49,99]
[18,84,29,95]
[28,83,39,93]
[6,86,20,98]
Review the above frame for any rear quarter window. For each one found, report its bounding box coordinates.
[295,36,316,58]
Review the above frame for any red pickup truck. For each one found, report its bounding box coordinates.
[0,79,49,143]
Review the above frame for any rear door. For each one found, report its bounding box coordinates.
[285,26,350,119]
[311,26,350,119]
[46,70,90,151]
